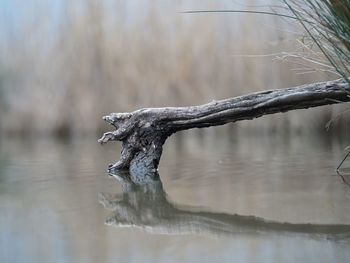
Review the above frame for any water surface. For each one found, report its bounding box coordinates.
[1,130,350,263]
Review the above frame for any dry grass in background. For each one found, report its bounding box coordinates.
[0,0,348,137]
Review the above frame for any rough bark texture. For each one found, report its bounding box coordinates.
[99,79,350,174]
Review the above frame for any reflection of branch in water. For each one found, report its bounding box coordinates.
[99,171,350,241]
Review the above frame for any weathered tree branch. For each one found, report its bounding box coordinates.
[99,79,350,174]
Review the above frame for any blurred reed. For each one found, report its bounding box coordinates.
[0,0,348,137]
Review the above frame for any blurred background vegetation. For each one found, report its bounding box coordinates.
[0,0,349,138]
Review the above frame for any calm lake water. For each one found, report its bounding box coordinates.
[1,129,350,263]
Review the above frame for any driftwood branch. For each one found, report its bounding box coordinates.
[99,79,350,174]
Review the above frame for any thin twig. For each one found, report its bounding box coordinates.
[336,151,350,188]
[182,10,312,23]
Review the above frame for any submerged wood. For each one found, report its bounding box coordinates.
[99,79,350,173]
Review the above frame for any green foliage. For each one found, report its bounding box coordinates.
[285,0,350,83]
[187,1,350,81]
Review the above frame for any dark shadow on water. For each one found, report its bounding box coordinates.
[99,170,350,241]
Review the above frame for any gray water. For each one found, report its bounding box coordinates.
[1,129,350,263]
